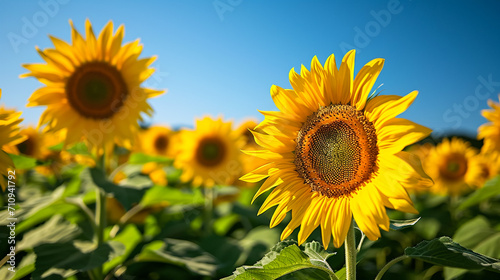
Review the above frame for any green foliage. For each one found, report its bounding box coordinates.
[128,152,173,165]
[135,238,219,276]
[88,167,146,210]
[140,185,204,207]
[9,153,38,170]
[405,236,500,272]
[17,215,81,251]
[33,240,124,279]
[459,176,500,210]
[224,240,337,280]
[444,216,500,279]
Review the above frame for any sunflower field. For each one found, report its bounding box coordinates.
[1,10,500,280]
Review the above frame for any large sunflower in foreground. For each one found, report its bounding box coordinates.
[478,94,500,153]
[424,138,482,196]
[241,50,432,248]
[22,19,164,154]
[174,116,244,187]
[235,119,268,188]
[0,90,27,191]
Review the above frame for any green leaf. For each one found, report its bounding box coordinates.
[48,142,63,151]
[224,240,336,280]
[0,186,82,234]
[135,238,219,276]
[444,216,500,280]
[88,167,146,210]
[33,240,125,279]
[0,253,36,280]
[139,185,204,208]
[405,236,500,272]
[199,235,244,276]
[103,224,142,273]
[334,267,346,280]
[236,226,280,266]
[66,142,91,156]
[303,241,336,269]
[389,217,421,230]
[459,176,500,210]
[17,215,81,251]
[214,214,240,236]
[129,152,173,165]
[8,153,38,169]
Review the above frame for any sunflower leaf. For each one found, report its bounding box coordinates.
[459,176,500,210]
[444,216,500,280]
[33,240,125,278]
[9,153,38,170]
[66,142,92,156]
[405,236,500,273]
[389,217,421,230]
[17,215,81,251]
[129,152,173,165]
[88,167,146,210]
[223,240,337,280]
[134,238,219,277]
[103,224,142,274]
[0,253,36,280]
[139,185,204,208]
[303,241,336,269]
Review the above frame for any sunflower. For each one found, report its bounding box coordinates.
[424,138,482,196]
[235,119,268,188]
[11,126,43,158]
[174,116,244,187]
[135,125,174,186]
[474,151,500,187]
[22,19,164,154]
[138,125,175,157]
[478,94,500,153]
[241,50,432,248]
[0,90,27,191]
[405,142,435,194]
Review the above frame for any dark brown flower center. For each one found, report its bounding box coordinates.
[295,104,378,198]
[439,153,468,181]
[196,137,226,167]
[66,61,128,119]
[154,135,169,153]
[17,137,35,156]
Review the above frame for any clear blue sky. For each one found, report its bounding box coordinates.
[1,0,500,138]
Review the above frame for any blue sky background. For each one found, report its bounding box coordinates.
[1,0,499,138]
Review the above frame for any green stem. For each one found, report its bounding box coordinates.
[374,255,409,280]
[356,231,366,252]
[203,186,215,235]
[345,219,356,280]
[109,204,144,238]
[92,188,106,279]
[93,152,107,280]
[65,197,96,230]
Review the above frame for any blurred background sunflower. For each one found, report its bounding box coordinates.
[0,89,26,190]
[424,137,482,196]
[174,116,244,188]
[21,19,164,154]
[478,94,500,153]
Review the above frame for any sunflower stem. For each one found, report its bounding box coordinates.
[374,255,409,280]
[203,186,215,235]
[93,153,107,280]
[345,219,356,280]
[93,188,106,279]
